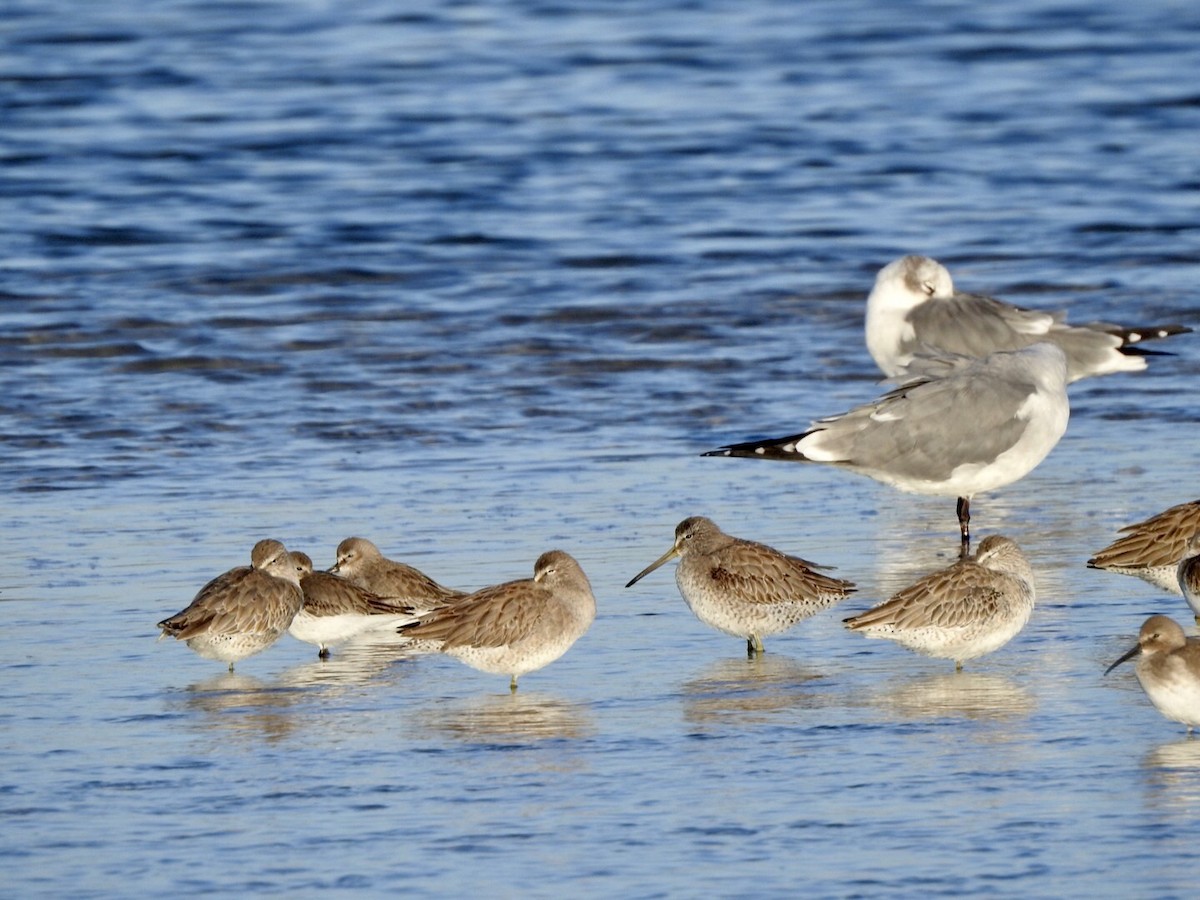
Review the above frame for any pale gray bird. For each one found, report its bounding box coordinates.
[865,254,1189,382]
[705,342,1070,554]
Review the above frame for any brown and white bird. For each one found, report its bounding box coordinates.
[1177,535,1200,626]
[865,254,1189,383]
[625,516,855,655]
[157,539,304,671]
[1088,499,1200,595]
[397,550,596,691]
[844,535,1036,671]
[1106,615,1200,733]
[329,536,464,611]
[287,551,422,659]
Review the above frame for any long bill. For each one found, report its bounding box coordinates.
[1104,644,1140,676]
[625,546,680,588]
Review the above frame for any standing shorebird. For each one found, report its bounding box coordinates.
[1177,536,1200,626]
[865,254,1189,382]
[397,550,596,692]
[329,536,464,610]
[157,539,305,671]
[1106,615,1200,733]
[624,516,855,655]
[287,551,421,659]
[1088,499,1200,595]
[843,535,1036,671]
[704,343,1070,554]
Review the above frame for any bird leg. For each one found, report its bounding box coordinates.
[510,675,519,693]
[746,635,764,657]
[957,497,971,557]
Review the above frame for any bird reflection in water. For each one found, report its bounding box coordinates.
[680,654,825,727]
[865,671,1035,722]
[1144,740,1200,811]
[416,691,595,743]
[175,672,307,744]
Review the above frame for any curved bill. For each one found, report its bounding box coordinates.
[625,545,680,588]
[1104,643,1140,676]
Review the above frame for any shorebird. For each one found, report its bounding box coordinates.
[157,539,304,671]
[1178,536,1200,626]
[625,516,855,655]
[866,255,1189,383]
[844,535,1036,670]
[287,551,421,659]
[397,550,596,691]
[704,342,1070,554]
[329,536,464,610]
[1106,615,1200,733]
[1088,499,1200,595]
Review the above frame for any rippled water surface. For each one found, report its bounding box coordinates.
[4,1,1200,896]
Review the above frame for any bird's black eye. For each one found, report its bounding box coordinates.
[922,281,936,296]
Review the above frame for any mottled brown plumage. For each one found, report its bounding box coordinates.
[625,516,855,654]
[398,550,596,690]
[157,539,304,671]
[844,535,1035,670]
[1088,500,1200,594]
[288,551,422,658]
[329,536,464,609]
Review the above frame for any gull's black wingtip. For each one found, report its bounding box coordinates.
[700,447,732,458]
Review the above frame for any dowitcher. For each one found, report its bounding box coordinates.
[1106,615,1200,733]
[157,538,304,671]
[1088,499,1200,595]
[625,516,854,655]
[1177,536,1200,626]
[329,536,464,610]
[287,551,421,658]
[866,254,1189,382]
[397,550,596,691]
[705,343,1070,554]
[844,535,1036,670]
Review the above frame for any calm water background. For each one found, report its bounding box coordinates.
[3,0,1200,896]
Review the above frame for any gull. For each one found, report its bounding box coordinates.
[1088,499,1200,595]
[1106,615,1200,733]
[843,535,1036,671]
[625,516,855,655]
[397,550,596,692]
[157,539,304,671]
[704,342,1070,553]
[866,255,1189,383]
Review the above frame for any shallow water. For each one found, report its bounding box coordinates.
[3,1,1200,896]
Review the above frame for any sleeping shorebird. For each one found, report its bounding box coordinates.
[287,551,423,659]
[397,550,596,692]
[157,539,304,671]
[844,535,1036,671]
[865,254,1189,383]
[1106,615,1200,734]
[625,516,854,655]
[705,343,1069,554]
[1088,499,1200,596]
[329,536,464,610]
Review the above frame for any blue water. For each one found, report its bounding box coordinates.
[3,1,1200,896]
